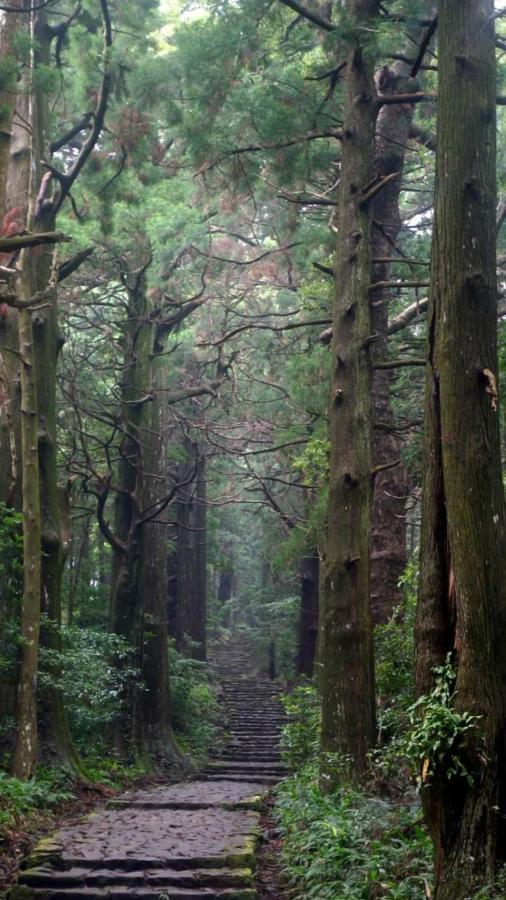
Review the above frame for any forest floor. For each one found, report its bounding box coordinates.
[5,640,287,899]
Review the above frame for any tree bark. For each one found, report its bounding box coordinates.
[415,2,506,895]
[106,268,183,768]
[12,290,41,780]
[370,59,420,623]
[27,12,85,777]
[138,360,184,767]
[319,0,379,786]
[296,551,319,677]
[175,443,207,661]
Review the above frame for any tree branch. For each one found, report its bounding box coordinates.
[0,231,70,252]
[277,0,335,31]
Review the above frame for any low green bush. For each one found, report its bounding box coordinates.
[0,768,73,832]
[280,682,320,769]
[274,762,432,900]
[38,625,139,751]
[169,644,220,764]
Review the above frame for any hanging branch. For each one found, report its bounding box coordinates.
[410,15,438,78]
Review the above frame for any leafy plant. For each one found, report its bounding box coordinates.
[280,683,320,768]
[168,644,219,764]
[405,655,483,788]
[38,625,140,749]
[274,762,432,899]
[0,769,73,832]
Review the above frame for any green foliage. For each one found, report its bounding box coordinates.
[38,626,139,749]
[373,556,417,773]
[0,769,73,832]
[280,683,320,768]
[0,505,22,693]
[0,504,22,601]
[275,762,432,899]
[405,656,483,789]
[292,439,329,487]
[168,645,219,763]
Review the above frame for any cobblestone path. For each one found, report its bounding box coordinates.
[10,642,286,900]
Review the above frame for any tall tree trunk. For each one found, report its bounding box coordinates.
[108,269,153,761]
[175,443,207,661]
[12,281,41,779]
[0,1,24,510]
[0,3,21,219]
[28,13,85,776]
[107,269,182,768]
[319,0,379,786]
[370,59,420,623]
[138,361,184,767]
[11,4,45,779]
[415,2,506,895]
[296,551,319,677]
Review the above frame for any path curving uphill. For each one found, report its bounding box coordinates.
[9,640,287,900]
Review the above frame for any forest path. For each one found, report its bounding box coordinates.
[10,640,287,900]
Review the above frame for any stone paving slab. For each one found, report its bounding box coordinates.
[36,806,261,867]
[109,779,267,810]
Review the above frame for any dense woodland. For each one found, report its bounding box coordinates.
[0,0,505,897]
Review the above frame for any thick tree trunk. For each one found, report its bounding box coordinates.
[296,551,319,677]
[415,2,506,895]
[319,0,379,786]
[107,271,182,768]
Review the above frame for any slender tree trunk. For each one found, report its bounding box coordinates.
[10,8,42,781]
[319,0,379,786]
[139,364,184,767]
[12,297,41,780]
[27,13,85,776]
[0,3,21,220]
[296,551,319,677]
[370,59,421,623]
[415,2,506,895]
[108,270,152,761]
[175,443,207,661]
[0,2,25,510]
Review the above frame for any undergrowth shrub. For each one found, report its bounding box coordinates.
[0,768,73,833]
[0,505,22,705]
[275,762,432,900]
[38,625,139,751]
[280,683,320,768]
[169,644,219,764]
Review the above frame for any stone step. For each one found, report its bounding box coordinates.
[203,774,279,785]
[21,865,254,890]
[214,753,281,763]
[16,887,255,900]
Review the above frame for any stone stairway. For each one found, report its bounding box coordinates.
[9,640,287,900]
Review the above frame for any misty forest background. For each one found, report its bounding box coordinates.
[1,0,506,898]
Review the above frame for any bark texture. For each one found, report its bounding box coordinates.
[175,443,207,662]
[107,268,182,768]
[296,551,319,677]
[370,60,418,622]
[319,0,379,785]
[415,2,506,895]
